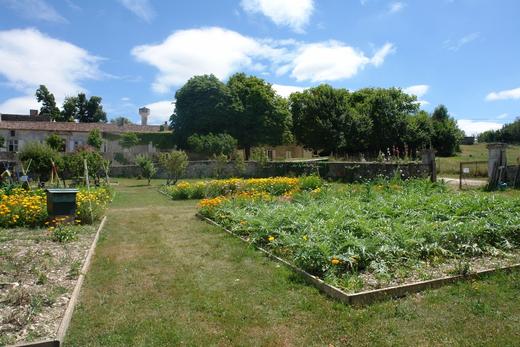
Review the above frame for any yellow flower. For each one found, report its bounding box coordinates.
[331,258,341,265]
[268,236,275,242]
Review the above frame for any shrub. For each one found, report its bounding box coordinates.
[50,222,78,242]
[299,175,323,191]
[18,142,63,181]
[158,150,188,185]
[135,155,157,184]
[87,129,103,150]
[187,133,238,158]
[64,148,106,181]
[45,134,65,151]
[212,153,228,178]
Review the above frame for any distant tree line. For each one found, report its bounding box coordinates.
[171,73,464,158]
[478,118,520,144]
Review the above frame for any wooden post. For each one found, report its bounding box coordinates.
[459,162,463,190]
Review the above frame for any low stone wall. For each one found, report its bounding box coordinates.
[110,160,431,182]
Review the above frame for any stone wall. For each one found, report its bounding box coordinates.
[110,160,431,182]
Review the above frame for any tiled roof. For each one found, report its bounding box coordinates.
[0,121,163,133]
[0,114,51,122]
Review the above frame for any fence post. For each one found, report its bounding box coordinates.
[421,149,436,182]
[459,162,463,190]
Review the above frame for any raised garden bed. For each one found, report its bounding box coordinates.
[197,179,520,303]
[0,185,112,346]
[0,224,101,345]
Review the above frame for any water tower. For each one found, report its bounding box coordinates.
[139,107,150,126]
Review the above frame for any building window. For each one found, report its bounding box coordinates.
[73,140,83,150]
[10,130,15,137]
[8,139,18,152]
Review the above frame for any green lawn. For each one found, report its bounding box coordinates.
[65,179,520,346]
[437,143,520,176]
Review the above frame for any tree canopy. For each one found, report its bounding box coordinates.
[187,133,238,158]
[35,85,61,121]
[171,74,232,146]
[430,105,464,156]
[61,93,107,123]
[478,117,520,144]
[172,73,292,159]
[290,86,462,157]
[226,73,292,159]
[290,85,371,155]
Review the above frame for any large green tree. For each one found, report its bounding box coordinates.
[60,93,107,123]
[350,88,419,154]
[35,85,62,121]
[171,74,232,146]
[226,73,292,159]
[404,110,434,155]
[290,84,371,155]
[431,105,464,156]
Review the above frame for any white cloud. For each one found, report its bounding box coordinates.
[241,0,314,33]
[132,27,283,93]
[145,100,175,125]
[444,32,480,51]
[0,28,101,113]
[132,27,394,92]
[1,0,67,23]
[117,0,155,22]
[497,113,509,119]
[403,84,429,98]
[403,84,430,106]
[271,84,306,98]
[287,41,394,82]
[388,2,405,14]
[457,119,503,136]
[371,43,395,67]
[485,87,520,101]
[0,95,39,114]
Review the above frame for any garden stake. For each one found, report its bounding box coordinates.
[84,159,94,223]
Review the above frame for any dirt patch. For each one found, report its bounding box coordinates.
[0,225,96,345]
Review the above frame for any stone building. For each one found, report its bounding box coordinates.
[0,107,166,165]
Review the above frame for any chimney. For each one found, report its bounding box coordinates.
[139,107,150,126]
[30,109,39,116]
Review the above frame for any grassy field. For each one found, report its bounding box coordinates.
[437,143,520,177]
[64,179,520,346]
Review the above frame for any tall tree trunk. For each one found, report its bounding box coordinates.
[245,145,251,161]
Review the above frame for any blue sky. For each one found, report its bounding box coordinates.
[0,0,519,134]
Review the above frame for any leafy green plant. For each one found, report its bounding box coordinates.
[87,129,103,150]
[199,179,520,292]
[50,223,77,243]
[158,150,188,185]
[45,134,65,151]
[135,155,157,184]
[18,142,63,181]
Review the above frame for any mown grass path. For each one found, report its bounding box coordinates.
[65,179,520,346]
